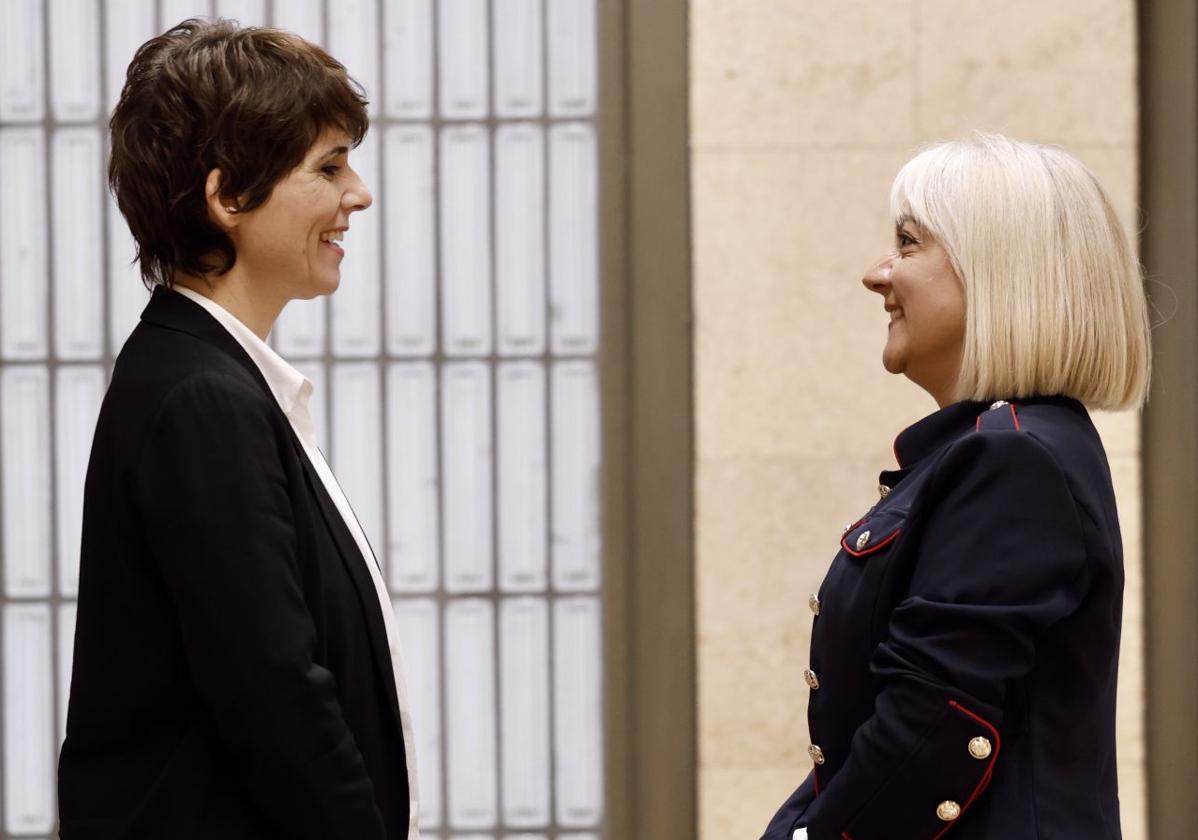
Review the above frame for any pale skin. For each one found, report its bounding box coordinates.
[861,220,967,407]
[174,125,373,340]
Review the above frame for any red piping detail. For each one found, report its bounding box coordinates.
[892,439,903,468]
[813,766,821,795]
[975,414,982,432]
[929,700,1002,840]
[841,833,854,840]
[841,527,902,557]
[1009,403,1021,430]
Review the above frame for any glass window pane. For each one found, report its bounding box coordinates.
[499,598,550,826]
[440,125,493,356]
[394,598,443,829]
[52,128,104,360]
[0,0,45,121]
[50,0,101,122]
[2,367,52,598]
[4,605,55,834]
[385,125,437,357]
[272,0,323,45]
[384,0,433,117]
[329,0,381,117]
[493,0,542,117]
[553,597,603,827]
[214,0,263,26]
[496,124,546,356]
[551,361,600,592]
[438,0,489,119]
[547,0,596,117]
[548,124,598,355]
[331,362,385,554]
[0,128,49,360]
[161,0,212,29]
[441,362,493,593]
[387,363,440,593]
[215,0,265,26]
[445,599,498,829]
[498,362,547,592]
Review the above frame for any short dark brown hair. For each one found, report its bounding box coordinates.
[108,18,370,289]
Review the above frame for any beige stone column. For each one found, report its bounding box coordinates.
[689,1,1146,837]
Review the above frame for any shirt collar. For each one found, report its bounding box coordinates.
[892,399,990,468]
[171,285,313,419]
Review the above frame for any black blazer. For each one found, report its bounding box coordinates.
[762,397,1125,840]
[59,286,410,839]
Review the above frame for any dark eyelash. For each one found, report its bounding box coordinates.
[322,165,341,176]
[897,231,917,247]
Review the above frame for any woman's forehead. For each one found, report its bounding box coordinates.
[310,126,354,155]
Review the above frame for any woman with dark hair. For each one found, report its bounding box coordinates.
[58,19,417,839]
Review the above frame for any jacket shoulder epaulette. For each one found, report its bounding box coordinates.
[974,400,1022,433]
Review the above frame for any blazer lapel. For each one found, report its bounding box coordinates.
[291,430,406,742]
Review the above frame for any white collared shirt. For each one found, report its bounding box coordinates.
[173,285,420,837]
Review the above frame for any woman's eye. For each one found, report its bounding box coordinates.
[322,165,341,177]
[897,232,916,248]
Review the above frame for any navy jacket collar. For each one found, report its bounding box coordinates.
[892,395,1089,468]
[892,400,989,468]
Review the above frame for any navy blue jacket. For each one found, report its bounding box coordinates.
[762,397,1124,840]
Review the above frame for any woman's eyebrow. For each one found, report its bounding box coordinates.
[320,145,349,160]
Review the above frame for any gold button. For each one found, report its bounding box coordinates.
[989,400,1009,410]
[807,744,825,765]
[803,668,821,690]
[936,800,961,822]
[878,483,891,499]
[855,530,871,551]
[968,736,992,760]
[808,594,821,615]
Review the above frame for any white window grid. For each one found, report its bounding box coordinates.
[0,0,603,837]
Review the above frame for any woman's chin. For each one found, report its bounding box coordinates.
[304,274,341,299]
[881,347,905,375]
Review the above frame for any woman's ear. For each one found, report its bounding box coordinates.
[204,168,244,231]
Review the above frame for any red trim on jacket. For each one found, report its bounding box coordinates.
[930,700,1002,840]
[1009,403,1021,430]
[840,527,902,558]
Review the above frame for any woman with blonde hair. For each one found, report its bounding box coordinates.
[762,134,1150,840]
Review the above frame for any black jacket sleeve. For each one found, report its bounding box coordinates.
[135,371,386,839]
[802,431,1089,840]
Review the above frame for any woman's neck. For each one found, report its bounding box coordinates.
[172,270,284,341]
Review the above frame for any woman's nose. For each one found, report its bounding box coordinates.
[862,253,895,294]
[347,174,373,212]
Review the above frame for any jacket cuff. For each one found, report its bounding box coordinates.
[838,700,1000,840]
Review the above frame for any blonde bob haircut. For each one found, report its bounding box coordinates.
[890,133,1151,410]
